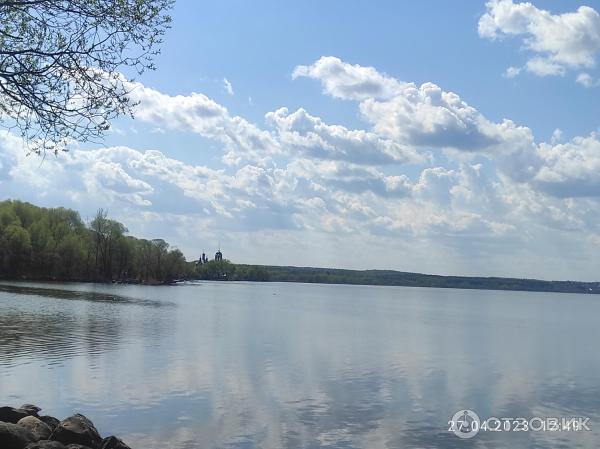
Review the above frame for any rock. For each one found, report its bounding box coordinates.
[0,406,30,424]
[50,415,101,449]
[100,436,131,449]
[0,421,36,449]
[38,417,60,432]
[18,416,52,441]
[25,441,67,449]
[66,446,93,449]
[19,405,42,417]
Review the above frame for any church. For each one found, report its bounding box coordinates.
[196,247,223,266]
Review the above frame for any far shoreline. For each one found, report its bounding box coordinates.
[2,264,599,296]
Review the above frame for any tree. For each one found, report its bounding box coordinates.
[3,224,31,275]
[0,200,191,282]
[0,0,174,154]
[163,248,186,281]
[90,209,127,280]
[197,259,235,281]
[151,238,168,279]
[57,233,85,279]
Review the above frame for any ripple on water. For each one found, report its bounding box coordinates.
[0,283,176,369]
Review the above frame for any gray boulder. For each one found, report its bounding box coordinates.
[100,436,131,449]
[0,406,30,424]
[0,421,36,449]
[38,417,60,432]
[19,405,42,417]
[50,415,101,449]
[66,446,93,449]
[25,441,67,449]
[18,416,52,441]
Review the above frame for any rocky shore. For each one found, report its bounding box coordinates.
[0,405,131,449]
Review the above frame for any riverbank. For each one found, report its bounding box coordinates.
[0,404,130,449]
[3,263,600,295]
[256,265,600,294]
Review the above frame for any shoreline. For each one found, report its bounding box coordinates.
[2,264,600,295]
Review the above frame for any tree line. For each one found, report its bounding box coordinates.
[0,200,191,283]
[196,260,270,282]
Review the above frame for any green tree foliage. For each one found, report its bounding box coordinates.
[230,264,270,281]
[195,260,270,282]
[0,200,190,283]
[196,260,235,281]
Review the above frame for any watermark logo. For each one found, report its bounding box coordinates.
[449,409,481,439]
[448,409,591,439]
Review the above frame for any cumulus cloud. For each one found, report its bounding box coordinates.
[126,80,279,165]
[534,134,600,197]
[525,57,566,77]
[394,164,513,236]
[479,0,600,79]
[359,83,535,158]
[294,56,539,181]
[292,56,401,101]
[287,158,413,199]
[266,107,424,165]
[287,56,600,261]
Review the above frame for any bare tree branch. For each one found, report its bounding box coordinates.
[0,0,174,154]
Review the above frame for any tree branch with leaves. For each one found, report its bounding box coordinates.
[0,0,173,154]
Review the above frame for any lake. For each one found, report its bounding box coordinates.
[0,281,599,448]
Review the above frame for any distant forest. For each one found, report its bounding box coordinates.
[260,266,600,295]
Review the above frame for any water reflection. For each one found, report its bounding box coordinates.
[1,282,599,449]
[0,309,122,366]
[0,283,175,369]
[0,283,172,308]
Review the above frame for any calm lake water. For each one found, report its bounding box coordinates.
[0,281,599,448]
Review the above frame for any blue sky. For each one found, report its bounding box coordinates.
[152,0,600,135]
[107,0,600,151]
[2,0,600,280]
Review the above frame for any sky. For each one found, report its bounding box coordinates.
[2,0,600,280]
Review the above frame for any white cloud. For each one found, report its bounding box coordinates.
[534,134,600,197]
[292,56,401,101]
[550,129,563,144]
[504,66,522,78]
[359,83,536,159]
[294,56,539,182]
[127,80,279,165]
[287,158,413,199]
[576,72,599,87]
[479,0,600,80]
[223,78,234,96]
[525,57,566,77]
[286,55,600,268]
[129,77,427,167]
[266,107,424,165]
